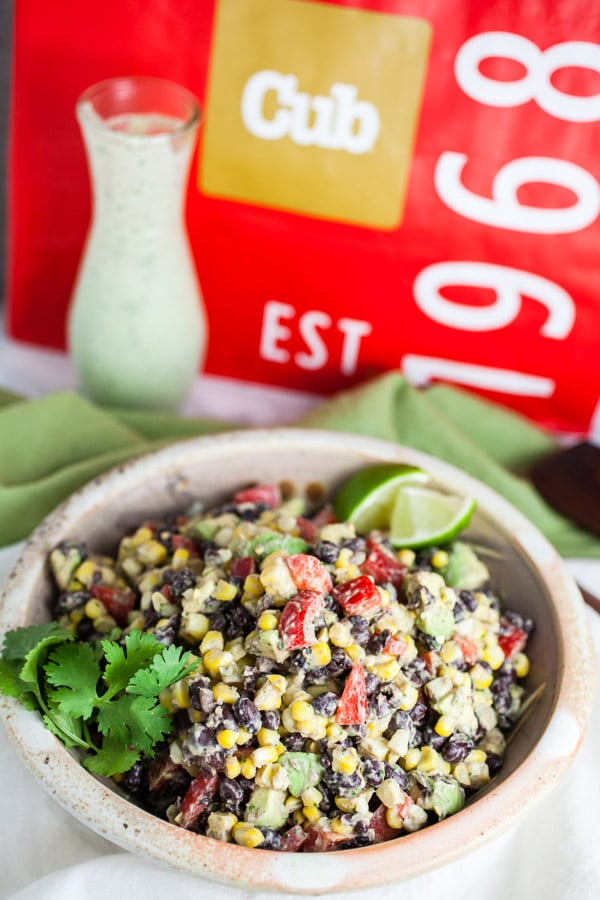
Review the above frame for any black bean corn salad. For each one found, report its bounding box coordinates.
[49,481,534,852]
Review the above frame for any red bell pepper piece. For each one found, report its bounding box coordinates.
[279,590,325,649]
[332,574,381,616]
[279,824,309,852]
[498,619,528,659]
[454,635,479,665]
[285,553,333,593]
[177,772,219,829]
[384,635,409,657]
[88,584,136,626]
[234,484,281,507]
[171,534,200,558]
[302,827,350,852]
[361,540,406,589]
[335,661,368,725]
[229,556,255,579]
[368,803,402,844]
[297,517,318,544]
[147,755,182,792]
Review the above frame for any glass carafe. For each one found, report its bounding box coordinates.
[68,76,207,409]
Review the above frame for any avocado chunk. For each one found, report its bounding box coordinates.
[244,628,290,664]
[419,774,465,819]
[415,602,454,639]
[244,787,288,829]
[241,532,308,560]
[279,752,324,797]
[441,542,489,590]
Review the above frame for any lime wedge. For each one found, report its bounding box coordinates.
[389,485,476,548]
[332,463,429,534]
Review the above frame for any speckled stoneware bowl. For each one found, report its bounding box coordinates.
[0,429,594,893]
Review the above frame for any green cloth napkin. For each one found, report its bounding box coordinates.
[1,375,598,558]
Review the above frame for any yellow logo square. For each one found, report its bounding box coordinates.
[199,0,432,229]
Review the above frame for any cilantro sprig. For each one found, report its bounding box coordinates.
[0,623,196,776]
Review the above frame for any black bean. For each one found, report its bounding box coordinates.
[326,647,353,677]
[342,536,367,553]
[315,541,340,564]
[54,589,91,615]
[312,691,339,717]
[441,733,474,763]
[208,612,227,633]
[283,733,306,751]
[152,613,179,647]
[242,666,259,692]
[486,751,503,775]
[225,603,253,639]
[458,589,477,612]
[169,567,197,597]
[421,726,447,751]
[361,756,385,787]
[218,777,246,816]
[409,696,428,724]
[234,697,261,733]
[345,615,369,646]
[384,763,409,790]
[120,761,148,798]
[258,828,282,850]
[262,710,281,730]
[366,629,391,655]
[364,673,381,697]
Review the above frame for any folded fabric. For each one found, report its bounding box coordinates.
[0,375,599,558]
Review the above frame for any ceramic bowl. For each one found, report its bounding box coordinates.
[0,429,594,894]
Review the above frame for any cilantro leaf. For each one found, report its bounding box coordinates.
[0,658,38,708]
[20,631,75,691]
[127,644,195,698]
[42,704,87,749]
[96,694,173,755]
[44,643,102,719]
[102,630,163,696]
[83,736,142,777]
[1,622,71,661]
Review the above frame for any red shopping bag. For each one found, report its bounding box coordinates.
[6,0,600,434]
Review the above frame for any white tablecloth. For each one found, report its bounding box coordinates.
[1,335,599,899]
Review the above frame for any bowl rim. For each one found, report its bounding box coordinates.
[0,427,595,894]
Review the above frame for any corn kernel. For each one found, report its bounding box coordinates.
[170,679,190,710]
[180,612,210,641]
[470,663,493,691]
[346,643,366,662]
[217,729,239,749]
[257,611,279,631]
[257,727,280,747]
[131,526,154,548]
[213,579,238,602]
[243,573,264,597]
[74,560,96,586]
[285,795,303,813]
[69,609,85,625]
[291,700,314,722]
[224,756,242,779]
[84,598,106,620]
[328,622,353,648]
[137,539,167,566]
[398,684,419,711]
[310,642,332,666]
[301,786,323,807]
[403,748,422,770]
[334,796,356,813]
[207,811,238,842]
[302,805,321,825]
[171,547,190,570]
[335,548,353,569]
[513,652,530,678]
[240,758,257,779]
[267,674,287,692]
[330,817,354,836]
[292,809,306,826]
[440,640,462,664]
[482,642,505,671]
[332,747,359,775]
[431,550,449,569]
[252,745,279,767]
[200,630,225,653]
[385,806,405,830]
[213,682,239,704]
[398,548,416,566]
[374,659,400,682]
[417,746,440,773]
[203,649,234,675]
[232,823,264,848]
[95,615,117,634]
[434,714,456,738]
[466,749,487,764]
[326,724,346,743]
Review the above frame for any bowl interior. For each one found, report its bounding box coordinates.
[0,428,592,893]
